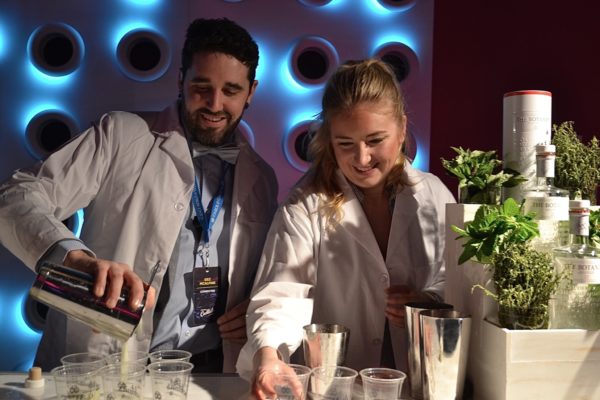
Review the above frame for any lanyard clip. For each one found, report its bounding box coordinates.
[199,245,210,268]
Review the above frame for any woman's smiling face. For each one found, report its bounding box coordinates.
[330,101,406,196]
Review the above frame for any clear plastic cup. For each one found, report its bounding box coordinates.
[310,366,357,400]
[101,361,147,400]
[359,368,406,400]
[105,350,149,366]
[263,364,312,400]
[51,364,102,400]
[148,360,194,400]
[148,349,192,363]
[289,364,312,399]
[60,352,106,371]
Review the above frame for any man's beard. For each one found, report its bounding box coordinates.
[182,107,242,146]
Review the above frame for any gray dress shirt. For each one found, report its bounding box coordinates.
[150,152,232,353]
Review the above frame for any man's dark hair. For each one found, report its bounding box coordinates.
[181,18,259,84]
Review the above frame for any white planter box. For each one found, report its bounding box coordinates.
[444,203,600,400]
[476,319,600,400]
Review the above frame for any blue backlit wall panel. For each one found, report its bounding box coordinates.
[0,0,433,371]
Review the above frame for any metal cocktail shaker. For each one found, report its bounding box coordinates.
[302,323,350,368]
[29,261,156,341]
[405,302,453,400]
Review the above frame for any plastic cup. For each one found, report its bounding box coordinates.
[149,349,192,363]
[105,350,149,366]
[51,364,102,400]
[264,364,312,400]
[101,361,146,400]
[310,366,357,400]
[60,352,106,371]
[289,364,311,399]
[148,360,194,400]
[359,368,407,400]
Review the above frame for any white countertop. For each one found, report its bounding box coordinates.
[0,372,417,399]
[0,372,251,399]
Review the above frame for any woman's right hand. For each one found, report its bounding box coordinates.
[252,347,303,400]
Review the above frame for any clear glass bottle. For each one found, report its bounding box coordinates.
[550,200,600,329]
[522,144,570,251]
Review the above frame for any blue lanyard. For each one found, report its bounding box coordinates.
[191,162,230,245]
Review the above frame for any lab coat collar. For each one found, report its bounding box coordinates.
[337,162,424,264]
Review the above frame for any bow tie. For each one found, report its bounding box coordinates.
[192,143,240,164]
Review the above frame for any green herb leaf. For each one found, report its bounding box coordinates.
[441,147,525,204]
[451,198,539,264]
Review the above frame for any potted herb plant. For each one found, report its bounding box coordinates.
[552,121,600,204]
[451,198,562,329]
[441,147,525,205]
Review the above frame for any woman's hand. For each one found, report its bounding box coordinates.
[252,347,303,400]
[385,285,431,328]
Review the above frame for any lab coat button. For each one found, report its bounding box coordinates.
[380,274,389,283]
[174,202,185,211]
[372,338,382,345]
[185,330,191,337]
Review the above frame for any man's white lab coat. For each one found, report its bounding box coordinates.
[0,103,278,372]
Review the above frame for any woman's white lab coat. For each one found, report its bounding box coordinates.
[237,163,455,377]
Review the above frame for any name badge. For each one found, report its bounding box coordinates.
[192,266,220,325]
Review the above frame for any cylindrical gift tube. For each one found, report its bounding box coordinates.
[502,89,552,202]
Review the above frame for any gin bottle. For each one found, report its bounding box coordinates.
[522,144,569,251]
[550,200,600,329]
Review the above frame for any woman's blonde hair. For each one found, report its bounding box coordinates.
[304,58,408,223]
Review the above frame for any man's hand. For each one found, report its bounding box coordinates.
[217,298,250,344]
[64,250,156,311]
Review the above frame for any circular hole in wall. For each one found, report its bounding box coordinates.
[23,294,48,333]
[297,0,334,7]
[290,36,339,86]
[376,0,416,12]
[403,129,418,163]
[28,23,84,76]
[237,119,255,148]
[26,110,78,160]
[372,42,418,84]
[62,210,83,236]
[116,28,171,82]
[284,120,319,172]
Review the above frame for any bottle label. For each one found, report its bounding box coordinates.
[536,156,555,178]
[557,257,600,284]
[523,196,569,220]
[570,215,590,236]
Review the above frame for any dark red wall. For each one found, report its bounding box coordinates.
[431,1,600,194]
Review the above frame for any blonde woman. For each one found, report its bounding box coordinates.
[237,59,455,398]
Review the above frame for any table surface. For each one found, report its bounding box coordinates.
[0,372,417,399]
[0,372,251,399]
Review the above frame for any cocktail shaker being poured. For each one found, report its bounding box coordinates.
[29,261,159,341]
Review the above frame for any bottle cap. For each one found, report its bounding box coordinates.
[535,144,556,154]
[569,199,590,208]
[24,366,45,389]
